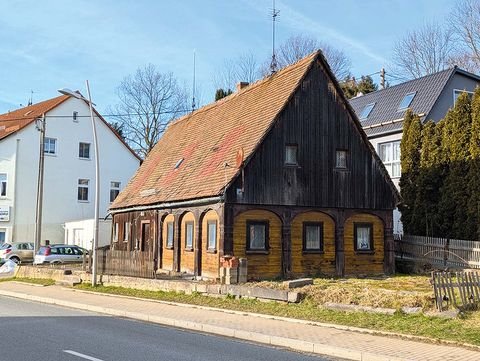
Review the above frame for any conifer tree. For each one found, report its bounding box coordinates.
[414,121,443,236]
[438,92,472,238]
[467,87,480,239]
[399,109,422,233]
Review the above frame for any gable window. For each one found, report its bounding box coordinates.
[285,144,298,165]
[378,141,401,178]
[73,111,78,122]
[166,222,174,248]
[207,220,217,251]
[398,92,416,110]
[79,142,90,159]
[77,179,89,201]
[246,221,269,252]
[336,150,348,169]
[124,222,130,242]
[359,103,375,120]
[453,89,474,105]
[0,174,6,197]
[110,181,120,202]
[303,222,323,252]
[354,223,374,252]
[185,222,194,250]
[44,137,57,155]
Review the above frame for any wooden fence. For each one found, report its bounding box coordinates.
[431,271,480,311]
[95,249,156,279]
[395,234,480,269]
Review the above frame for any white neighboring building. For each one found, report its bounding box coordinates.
[0,94,141,248]
[349,67,480,234]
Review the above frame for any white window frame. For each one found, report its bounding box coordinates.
[453,89,474,105]
[77,179,89,202]
[113,223,119,242]
[0,173,6,197]
[207,220,217,250]
[124,222,130,242]
[44,137,57,155]
[79,142,91,159]
[110,181,121,203]
[378,141,401,178]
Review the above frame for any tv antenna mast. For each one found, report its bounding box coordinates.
[192,50,196,112]
[270,0,280,74]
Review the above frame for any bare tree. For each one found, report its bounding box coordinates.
[110,64,188,158]
[392,22,454,79]
[213,53,260,91]
[260,35,351,81]
[449,0,480,73]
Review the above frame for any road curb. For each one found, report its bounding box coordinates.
[0,288,415,361]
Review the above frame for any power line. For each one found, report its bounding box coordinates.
[0,109,192,123]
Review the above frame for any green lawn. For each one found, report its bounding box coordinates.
[73,276,480,347]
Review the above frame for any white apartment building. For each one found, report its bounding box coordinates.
[0,94,140,247]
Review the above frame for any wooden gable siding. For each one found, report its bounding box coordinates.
[227,60,395,210]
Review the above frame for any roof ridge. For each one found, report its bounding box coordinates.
[351,67,455,100]
[168,50,320,128]
[0,94,67,117]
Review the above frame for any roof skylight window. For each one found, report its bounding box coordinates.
[359,103,375,120]
[398,92,416,110]
[174,158,184,169]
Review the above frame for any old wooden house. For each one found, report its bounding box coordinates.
[109,51,399,279]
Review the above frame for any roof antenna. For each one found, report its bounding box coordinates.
[270,0,280,74]
[28,90,35,106]
[191,49,196,112]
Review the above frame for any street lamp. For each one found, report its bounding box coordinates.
[58,81,99,286]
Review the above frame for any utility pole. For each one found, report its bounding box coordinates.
[34,114,46,257]
[380,68,386,89]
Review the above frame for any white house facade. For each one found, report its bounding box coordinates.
[0,95,140,247]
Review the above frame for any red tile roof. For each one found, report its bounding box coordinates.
[0,94,141,161]
[0,95,69,140]
[111,51,319,210]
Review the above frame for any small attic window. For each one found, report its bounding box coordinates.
[174,158,184,169]
[359,103,375,120]
[398,92,416,111]
[24,110,33,116]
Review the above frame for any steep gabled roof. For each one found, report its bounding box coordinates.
[0,95,69,140]
[111,52,319,209]
[112,51,399,210]
[349,68,458,137]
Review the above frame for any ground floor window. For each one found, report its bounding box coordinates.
[185,222,194,250]
[207,220,217,250]
[246,221,269,251]
[354,223,373,252]
[166,222,174,248]
[303,222,323,252]
[77,179,89,201]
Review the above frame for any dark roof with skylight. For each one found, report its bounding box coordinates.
[359,103,375,120]
[398,92,416,110]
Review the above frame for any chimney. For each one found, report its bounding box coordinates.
[236,82,249,92]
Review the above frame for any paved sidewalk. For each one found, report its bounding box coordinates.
[0,282,478,361]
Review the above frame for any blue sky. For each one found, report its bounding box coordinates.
[0,0,455,116]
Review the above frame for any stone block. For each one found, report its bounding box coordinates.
[283,278,313,289]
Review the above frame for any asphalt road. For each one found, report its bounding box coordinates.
[0,296,336,361]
